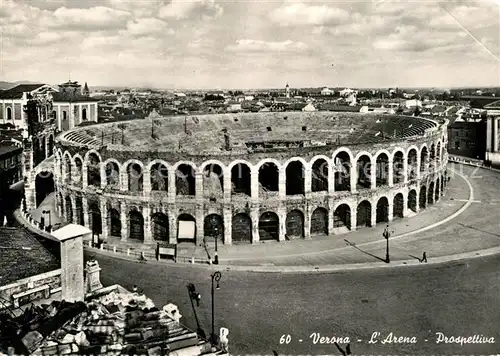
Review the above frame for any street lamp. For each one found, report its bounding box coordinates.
[211,271,222,346]
[187,283,205,339]
[383,225,393,263]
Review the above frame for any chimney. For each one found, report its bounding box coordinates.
[51,224,91,302]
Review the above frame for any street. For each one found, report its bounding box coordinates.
[87,251,500,354]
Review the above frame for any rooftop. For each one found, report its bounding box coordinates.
[59,112,438,155]
[51,91,99,103]
[0,227,60,286]
[0,84,46,100]
[0,145,22,158]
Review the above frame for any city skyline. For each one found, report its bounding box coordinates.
[1,0,499,90]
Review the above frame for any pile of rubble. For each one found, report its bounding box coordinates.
[36,291,212,355]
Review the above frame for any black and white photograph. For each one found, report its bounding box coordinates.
[0,0,499,354]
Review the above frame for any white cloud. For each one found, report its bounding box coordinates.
[159,0,223,20]
[227,39,308,53]
[125,18,174,37]
[49,6,132,31]
[269,3,349,26]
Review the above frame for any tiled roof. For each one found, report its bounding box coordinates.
[0,227,60,286]
[484,99,500,109]
[52,92,99,103]
[0,144,22,157]
[0,84,45,99]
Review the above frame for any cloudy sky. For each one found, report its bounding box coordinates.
[1,0,499,89]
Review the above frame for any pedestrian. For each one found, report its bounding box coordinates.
[420,252,427,263]
[132,285,138,293]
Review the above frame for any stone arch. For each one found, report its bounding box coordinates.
[75,195,84,225]
[88,201,102,235]
[232,213,252,243]
[419,186,427,209]
[258,161,279,196]
[151,212,169,241]
[356,200,371,227]
[87,152,101,187]
[203,163,224,198]
[393,193,404,219]
[231,162,251,196]
[285,209,304,238]
[63,154,72,184]
[408,189,417,212]
[436,141,441,162]
[407,147,418,180]
[65,196,73,223]
[333,150,351,191]
[35,171,54,208]
[73,155,83,187]
[355,152,372,189]
[334,204,351,229]
[177,213,196,243]
[150,161,169,191]
[285,160,305,195]
[311,157,329,192]
[109,208,121,237]
[428,181,435,204]
[199,159,226,174]
[104,159,120,188]
[420,146,429,173]
[311,207,328,236]
[129,209,144,240]
[376,196,389,223]
[127,161,143,192]
[204,214,224,242]
[259,211,279,241]
[430,143,436,160]
[375,151,389,187]
[392,150,405,184]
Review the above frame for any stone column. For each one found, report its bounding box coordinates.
[250,207,259,243]
[94,104,98,122]
[223,207,232,245]
[370,203,377,227]
[328,164,334,195]
[143,206,153,244]
[195,172,203,201]
[100,199,108,239]
[250,171,259,200]
[223,169,232,202]
[304,168,312,198]
[387,200,394,222]
[168,211,177,244]
[402,195,409,217]
[278,169,286,198]
[327,198,335,234]
[82,164,88,188]
[120,168,128,192]
[71,198,77,224]
[82,196,89,227]
[415,153,421,180]
[350,164,357,193]
[494,117,499,152]
[58,106,62,131]
[120,201,128,242]
[79,105,82,125]
[196,206,204,244]
[304,205,312,239]
[388,158,394,187]
[143,169,151,194]
[350,205,357,231]
[486,117,492,152]
[277,206,286,242]
[168,169,176,200]
[100,164,106,189]
[370,160,376,190]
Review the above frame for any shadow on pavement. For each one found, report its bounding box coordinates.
[344,239,386,263]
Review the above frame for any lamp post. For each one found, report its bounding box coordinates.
[211,271,222,346]
[383,225,392,263]
[212,217,219,264]
[187,283,205,339]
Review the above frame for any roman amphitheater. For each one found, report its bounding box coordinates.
[47,112,448,246]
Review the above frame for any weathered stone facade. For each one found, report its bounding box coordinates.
[52,114,449,246]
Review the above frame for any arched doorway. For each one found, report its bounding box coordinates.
[88,202,102,235]
[127,163,143,192]
[376,197,389,223]
[356,155,371,189]
[334,204,351,230]
[204,214,224,242]
[6,107,12,121]
[311,159,328,192]
[333,151,351,191]
[428,182,434,204]
[176,164,196,196]
[75,196,84,225]
[311,207,328,236]
[82,108,87,121]
[419,186,427,209]
[393,151,404,184]
[232,213,252,243]
[109,208,121,237]
[393,193,404,218]
[152,212,169,241]
[35,171,54,208]
[105,161,120,188]
[129,210,144,240]
[285,210,304,238]
[375,153,389,187]
[65,196,73,223]
[231,163,251,197]
[259,162,279,196]
[151,163,169,191]
[259,212,279,241]
[408,189,417,213]
[356,200,371,227]
[407,149,418,180]
[286,161,305,195]
[87,153,101,187]
[435,178,440,201]
[177,213,196,243]
[441,176,444,195]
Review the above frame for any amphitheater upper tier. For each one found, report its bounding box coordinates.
[57,112,440,160]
